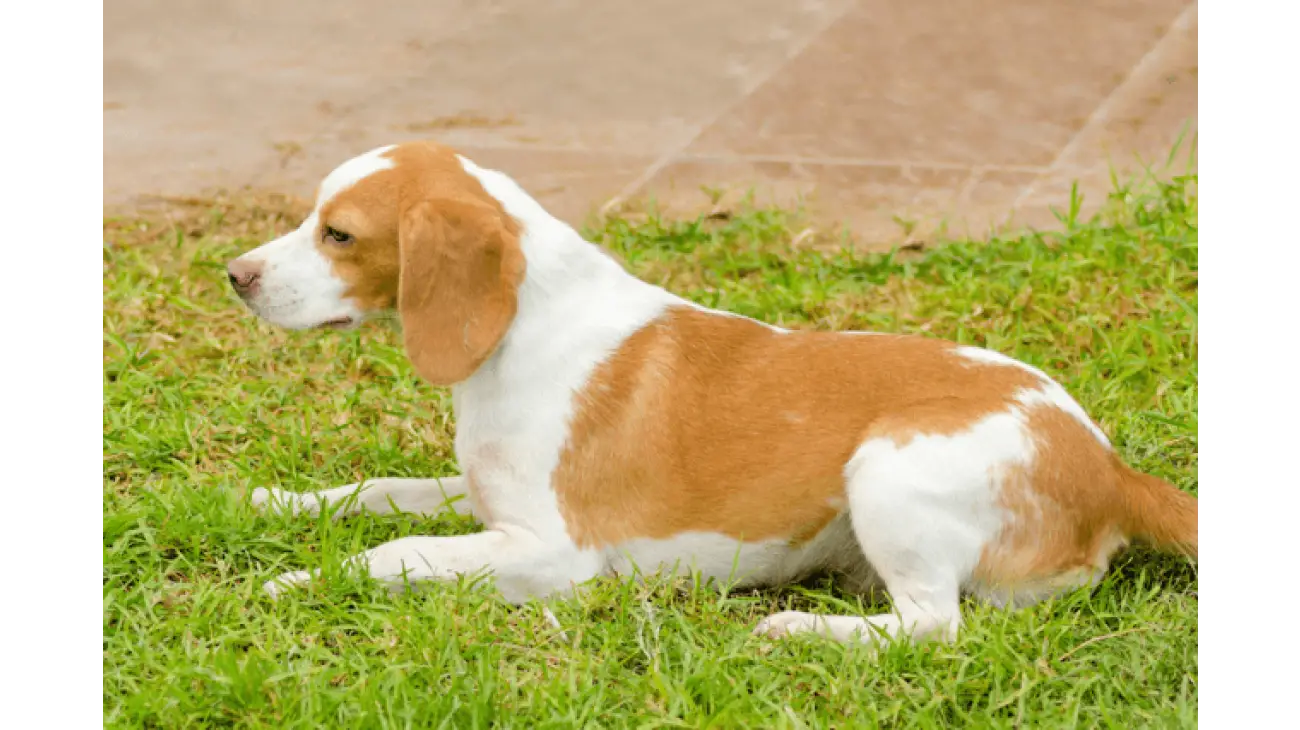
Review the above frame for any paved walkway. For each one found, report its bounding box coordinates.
[105,0,1197,247]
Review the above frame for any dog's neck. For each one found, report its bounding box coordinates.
[452,157,679,404]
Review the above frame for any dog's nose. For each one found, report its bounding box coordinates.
[227,259,264,296]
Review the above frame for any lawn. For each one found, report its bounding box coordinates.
[103,176,1198,728]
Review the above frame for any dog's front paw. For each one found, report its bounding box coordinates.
[753,611,827,640]
[263,570,314,600]
[249,487,301,516]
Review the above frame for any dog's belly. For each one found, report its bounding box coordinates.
[599,513,880,591]
[601,532,793,587]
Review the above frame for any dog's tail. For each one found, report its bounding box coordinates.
[1117,465,1197,558]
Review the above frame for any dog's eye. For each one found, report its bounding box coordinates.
[323,226,354,245]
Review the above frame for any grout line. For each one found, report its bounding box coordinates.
[1010,1,1198,211]
[671,152,1060,174]
[597,1,860,215]
[954,167,986,211]
[670,150,1097,172]
[427,141,1072,175]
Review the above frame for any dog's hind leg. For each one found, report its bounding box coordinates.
[249,476,477,520]
[755,409,1033,648]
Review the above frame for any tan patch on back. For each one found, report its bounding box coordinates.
[553,307,1045,549]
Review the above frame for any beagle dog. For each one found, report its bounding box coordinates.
[230,141,1197,646]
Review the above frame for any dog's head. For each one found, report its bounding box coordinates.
[227,142,526,385]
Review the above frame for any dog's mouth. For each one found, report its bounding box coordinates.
[318,316,356,330]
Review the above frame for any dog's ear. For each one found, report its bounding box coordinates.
[397,199,525,386]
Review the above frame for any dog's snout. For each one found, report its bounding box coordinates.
[227,259,264,296]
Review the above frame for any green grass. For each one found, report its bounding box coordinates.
[104,177,1198,728]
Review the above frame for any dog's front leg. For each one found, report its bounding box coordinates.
[250,476,476,520]
[263,524,601,604]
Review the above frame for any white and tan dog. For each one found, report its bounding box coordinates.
[229,141,1197,647]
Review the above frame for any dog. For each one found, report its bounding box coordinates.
[229,140,1197,647]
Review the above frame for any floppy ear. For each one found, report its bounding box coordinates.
[397,199,525,386]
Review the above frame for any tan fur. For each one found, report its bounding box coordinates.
[553,305,1195,589]
[311,142,525,385]
[973,405,1197,589]
[1115,465,1198,557]
[973,405,1129,587]
[397,198,524,385]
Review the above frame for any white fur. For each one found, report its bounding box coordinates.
[603,515,879,594]
[316,146,396,207]
[606,533,791,586]
[250,476,475,519]
[264,527,570,604]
